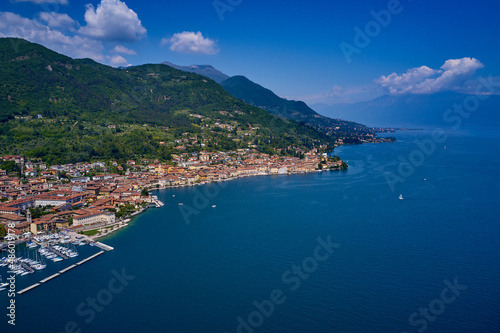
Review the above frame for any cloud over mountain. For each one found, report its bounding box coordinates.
[0,11,104,61]
[376,57,484,94]
[112,45,136,55]
[108,54,129,66]
[0,0,147,67]
[162,31,218,55]
[79,0,147,42]
[38,12,77,30]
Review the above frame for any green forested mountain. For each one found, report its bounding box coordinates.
[0,38,373,164]
[220,75,367,135]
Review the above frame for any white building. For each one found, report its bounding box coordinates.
[73,210,115,227]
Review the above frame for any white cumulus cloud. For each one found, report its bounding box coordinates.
[108,54,129,67]
[112,45,136,55]
[376,66,439,94]
[0,11,104,62]
[38,12,77,30]
[375,58,484,94]
[162,31,218,55]
[80,0,147,42]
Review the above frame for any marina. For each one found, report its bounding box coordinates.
[19,262,34,274]
[1,231,113,295]
[16,251,106,295]
[2,129,500,332]
[46,245,68,260]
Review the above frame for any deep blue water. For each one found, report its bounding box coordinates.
[1,128,500,333]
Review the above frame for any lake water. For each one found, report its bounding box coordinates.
[2,127,500,333]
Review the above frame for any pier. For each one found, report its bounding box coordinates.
[18,283,41,295]
[40,273,60,284]
[151,197,164,207]
[93,242,114,251]
[18,250,106,295]
[76,251,105,265]
[28,261,41,270]
[59,264,77,274]
[19,262,34,274]
[47,245,68,260]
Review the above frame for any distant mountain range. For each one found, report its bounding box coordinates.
[220,75,317,118]
[162,61,229,83]
[162,61,500,130]
[163,62,373,137]
[219,75,364,133]
[312,92,500,128]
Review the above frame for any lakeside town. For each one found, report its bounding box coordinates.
[0,148,353,241]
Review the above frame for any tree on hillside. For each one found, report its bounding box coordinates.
[0,224,6,240]
[0,160,20,176]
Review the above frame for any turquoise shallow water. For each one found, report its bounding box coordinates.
[1,128,500,332]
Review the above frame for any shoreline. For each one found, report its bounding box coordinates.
[89,167,346,240]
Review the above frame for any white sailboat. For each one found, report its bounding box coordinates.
[399,194,404,200]
[0,256,8,267]
[34,250,47,270]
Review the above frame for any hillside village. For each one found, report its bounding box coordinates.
[0,149,346,238]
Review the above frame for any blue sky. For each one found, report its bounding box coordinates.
[1,0,499,104]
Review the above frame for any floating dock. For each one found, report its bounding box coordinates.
[59,264,77,274]
[48,246,68,260]
[76,251,104,265]
[18,250,106,295]
[20,262,34,274]
[40,273,60,284]
[93,242,114,251]
[151,198,164,207]
[18,283,40,295]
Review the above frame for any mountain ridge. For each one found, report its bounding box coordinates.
[160,62,373,137]
[162,61,230,83]
[0,38,377,164]
[220,75,368,136]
